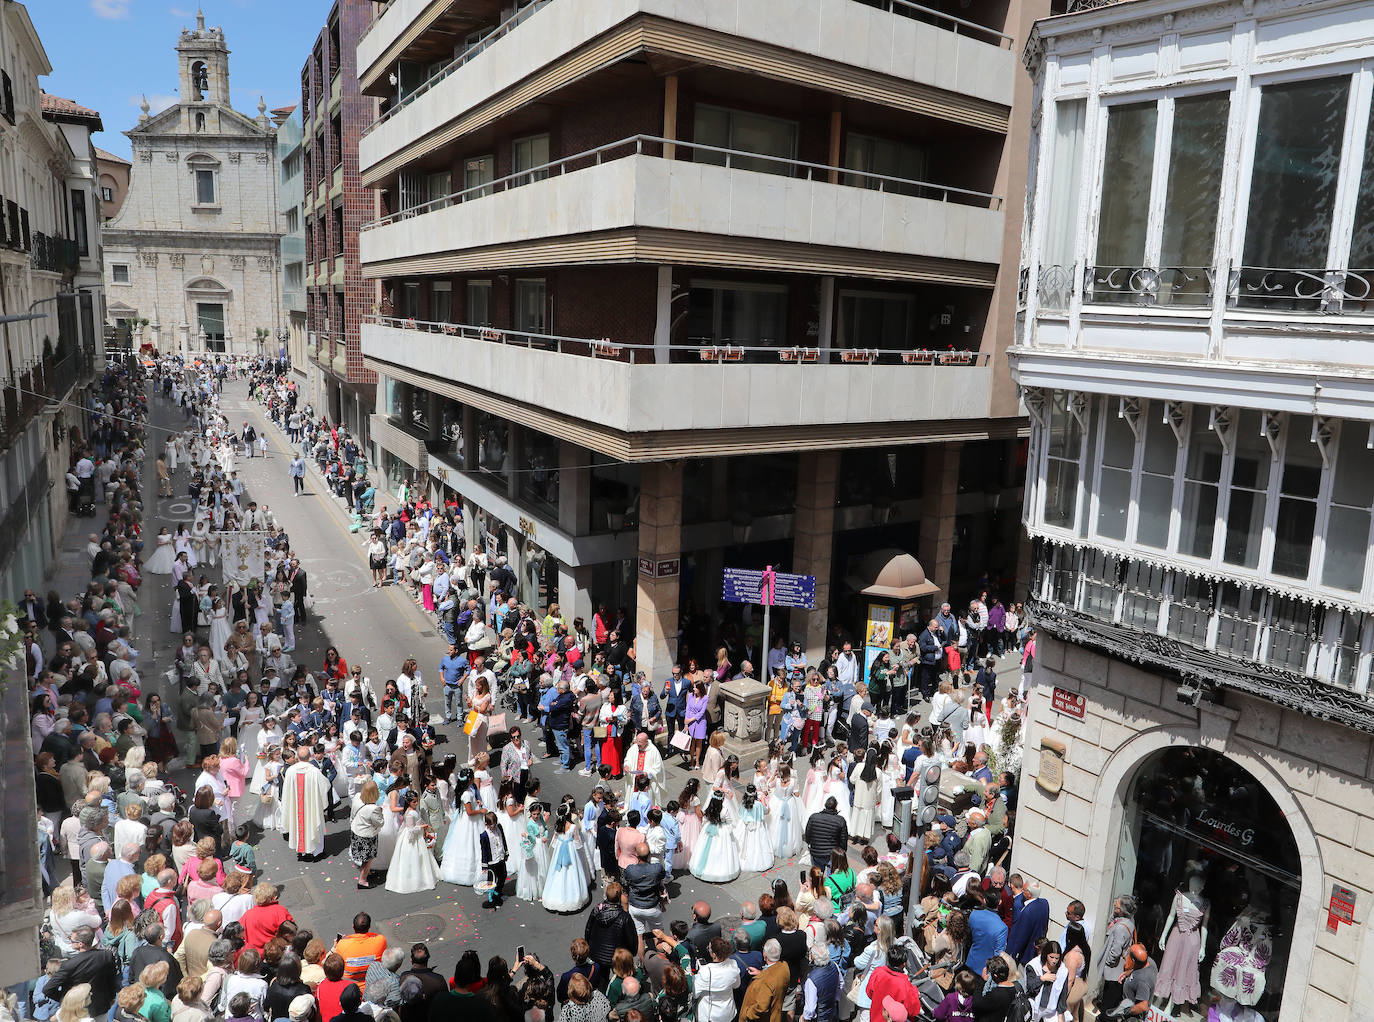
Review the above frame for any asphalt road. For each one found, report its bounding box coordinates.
[142,379,821,969]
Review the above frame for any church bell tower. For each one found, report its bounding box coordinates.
[176,9,232,133]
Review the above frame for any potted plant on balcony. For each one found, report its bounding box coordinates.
[778,347,820,363]
[841,348,879,364]
[902,349,936,365]
[592,338,622,359]
[940,347,976,366]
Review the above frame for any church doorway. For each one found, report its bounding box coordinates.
[197,302,225,352]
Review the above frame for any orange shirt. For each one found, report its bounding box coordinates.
[335,931,387,981]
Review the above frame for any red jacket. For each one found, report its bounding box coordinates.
[240,902,294,950]
[866,966,922,1018]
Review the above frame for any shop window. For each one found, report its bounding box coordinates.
[476,410,509,480]
[518,430,560,514]
[1118,747,1299,1021]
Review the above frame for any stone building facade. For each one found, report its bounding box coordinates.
[103,12,281,356]
[1010,0,1374,1016]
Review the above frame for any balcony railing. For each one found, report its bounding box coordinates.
[363,0,555,138]
[366,315,989,367]
[359,0,1013,74]
[0,71,13,126]
[364,135,1002,230]
[861,0,1013,46]
[31,231,72,274]
[1071,263,1374,316]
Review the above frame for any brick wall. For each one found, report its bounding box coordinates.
[1014,632,1374,1020]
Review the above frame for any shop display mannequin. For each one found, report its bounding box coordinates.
[1207,998,1263,1022]
[1209,904,1272,1007]
[1155,873,1208,1014]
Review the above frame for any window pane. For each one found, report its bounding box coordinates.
[1323,506,1370,591]
[1138,474,1174,549]
[1179,413,1222,558]
[1142,410,1178,474]
[1102,406,1135,469]
[1346,92,1374,270]
[1273,416,1322,579]
[1159,92,1229,304]
[514,280,546,333]
[1332,423,1374,507]
[467,282,491,325]
[1041,99,1086,293]
[1044,457,1079,529]
[1048,393,1082,459]
[1093,102,1157,301]
[1223,410,1272,569]
[1241,77,1350,307]
[1097,467,1131,540]
[196,169,215,204]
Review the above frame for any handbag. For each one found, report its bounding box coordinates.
[488,712,508,735]
[593,725,609,739]
[669,730,692,752]
[463,710,480,735]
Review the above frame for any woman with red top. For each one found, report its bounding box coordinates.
[322,647,349,681]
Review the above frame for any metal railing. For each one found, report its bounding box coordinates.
[365,314,989,366]
[364,134,1002,230]
[362,0,553,138]
[359,0,1012,62]
[872,0,1014,46]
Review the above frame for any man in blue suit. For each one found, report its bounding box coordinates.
[1006,881,1050,964]
[660,664,690,758]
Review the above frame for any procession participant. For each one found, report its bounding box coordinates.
[622,731,667,807]
[279,748,330,861]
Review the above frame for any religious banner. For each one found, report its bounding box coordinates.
[220,531,268,585]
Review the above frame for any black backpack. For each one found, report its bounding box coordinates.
[1006,983,1034,1022]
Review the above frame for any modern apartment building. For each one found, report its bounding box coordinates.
[276,105,308,372]
[301,0,380,434]
[0,2,104,988]
[355,0,1047,678]
[1011,0,1374,1017]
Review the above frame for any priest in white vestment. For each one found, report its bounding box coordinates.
[623,731,667,806]
[280,750,330,859]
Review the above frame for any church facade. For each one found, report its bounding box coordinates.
[103,12,282,356]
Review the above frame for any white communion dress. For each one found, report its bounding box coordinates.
[439,789,483,886]
[735,800,774,873]
[690,818,742,883]
[385,810,441,894]
[144,535,176,575]
[541,827,591,913]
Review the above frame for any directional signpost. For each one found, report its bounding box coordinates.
[722,566,817,663]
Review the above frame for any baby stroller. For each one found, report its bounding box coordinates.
[73,476,97,517]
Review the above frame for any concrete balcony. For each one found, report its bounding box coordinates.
[359,140,1003,281]
[359,0,1015,176]
[361,318,994,457]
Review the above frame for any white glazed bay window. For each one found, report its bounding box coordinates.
[1030,393,1374,603]
[1039,61,1374,314]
